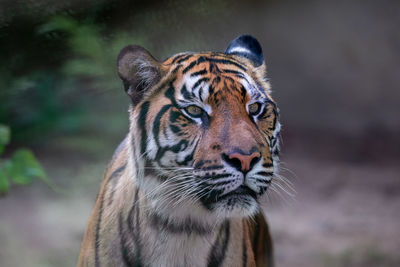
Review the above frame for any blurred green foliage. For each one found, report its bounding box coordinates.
[0,124,46,195]
[38,15,146,91]
[0,15,142,143]
[0,70,83,141]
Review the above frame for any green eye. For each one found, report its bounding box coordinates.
[184,105,203,117]
[248,102,262,115]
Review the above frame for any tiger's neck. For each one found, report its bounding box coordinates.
[111,145,226,265]
[117,166,229,266]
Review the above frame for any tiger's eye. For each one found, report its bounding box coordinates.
[248,103,261,115]
[185,105,203,117]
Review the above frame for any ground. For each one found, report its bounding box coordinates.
[0,141,399,267]
[266,150,400,267]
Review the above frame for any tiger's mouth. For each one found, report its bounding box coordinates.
[200,184,259,209]
[217,185,257,201]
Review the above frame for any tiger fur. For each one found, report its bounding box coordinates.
[78,35,280,267]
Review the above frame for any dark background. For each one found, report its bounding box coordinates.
[0,0,399,266]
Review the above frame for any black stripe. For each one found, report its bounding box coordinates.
[209,62,218,73]
[149,213,211,235]
[262,163,273,168]
[207,221,231,267]
[222,76,235,84]
[199,87,204,102]
[194,160,205,169]
[143,158,158,178]
[197,56,207,64]
[192,77,210,91]
[252,218,259,257]
[182,60,197,74]
[119,213,136,266]
[259,185,268,194]
[165,81,178,106]
[170,54,188,64]
[242,230,247,267]
[171,64,182,73]
[176,54,192,64]
[170,124,182,135]
[169,109,195,125]
[152,104,172,147]
[239,85,247,101]
[155,139,188,165]
[257,105,269,120]
[138,101,150,155]
[221,68,246,79]
[223,69,253,88]
[206,57,246,71]
[176,151,194,165]
[126,188,142,266]
[176,138,200,166]
[94,189,105,267]
[209,76,221,95]
[270,108,278,131]
[257,171,273,176]
[256,178,271,184]
[180,84,193,100]
[191,68,208,77]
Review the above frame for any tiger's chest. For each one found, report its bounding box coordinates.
[141,232,211,267]
[139,220,245,267]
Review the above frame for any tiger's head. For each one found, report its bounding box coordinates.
[118,35,280,221]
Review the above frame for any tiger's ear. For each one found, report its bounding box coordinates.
[117,45,164,105]
[225,35,265,67]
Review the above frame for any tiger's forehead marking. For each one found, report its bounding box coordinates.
[164,52,269,108]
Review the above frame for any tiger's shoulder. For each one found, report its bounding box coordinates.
[77,137,132,266]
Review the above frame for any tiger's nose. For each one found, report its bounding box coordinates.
[224,151,261,173]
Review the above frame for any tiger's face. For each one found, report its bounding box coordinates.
[118,36,280,219]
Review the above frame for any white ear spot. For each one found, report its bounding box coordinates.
[228,47,252,55]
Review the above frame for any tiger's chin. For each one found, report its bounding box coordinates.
[212,195,259,218]
[203,186,261,219]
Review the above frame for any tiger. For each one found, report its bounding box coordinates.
[78,35,281,267]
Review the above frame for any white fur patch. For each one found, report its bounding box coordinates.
[228,46,252,55]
